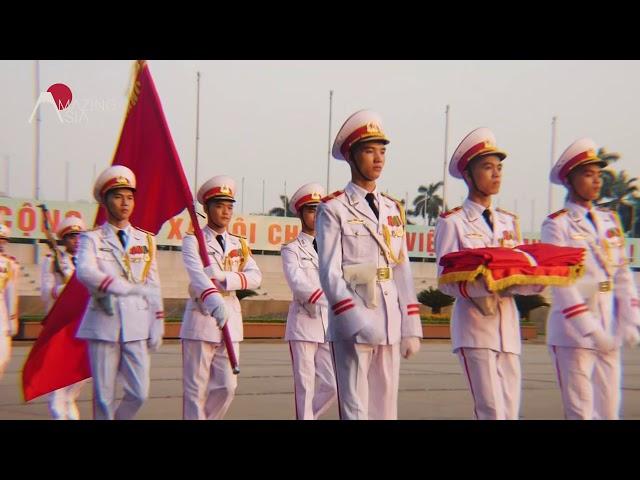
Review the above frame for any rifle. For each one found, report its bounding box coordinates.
[37,204,65,277]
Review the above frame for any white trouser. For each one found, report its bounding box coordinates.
[88,340,150,420]
[48,380,89,420]
[549,345,621,420]
[330,341,400,420]
[182,339,239,420]
[457,348,521,420]
[288,341,337,420]
[0,335,10,380]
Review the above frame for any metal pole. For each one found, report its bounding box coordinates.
[194,71,201,196]
[284,180,287,215]
[2,155,9,197]
[34,60,41,200]
[442,105,450,211]
[326,90,333,193]
[531,198,535,234]
[65,161,70,201]
[548,116,557,214]
[241,176,245,214]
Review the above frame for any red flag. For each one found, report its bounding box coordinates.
[438,243,586,292]
[22,60,198,401]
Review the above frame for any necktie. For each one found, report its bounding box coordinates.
[117,229,128,248]
[216,234,225,252]
[71,256,77,267]
[313,238,318,253]
[482,209,494,231]
[586,211,597,230]
[365,192,379,219]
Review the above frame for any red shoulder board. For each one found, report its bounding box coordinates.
[548,208,568,220]
[134,226,156,236]
[440,206,462,218]
[496,207,517,218]
[321,190,344,203]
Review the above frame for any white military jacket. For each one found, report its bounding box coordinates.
[435,198,540,355]
[0,253,18,336]
[541,201,640,348]
[315,182,423,345]
[281,231,328,343]
[76,222,164,343]
[180,225,262,343]
[40,249,76,312]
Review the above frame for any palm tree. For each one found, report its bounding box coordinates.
[629,196,640,237]
[597,169,639,233]
[597,146,621,166]
[593,147,639,235]
[268,195,295,217]
[409,182,443,226]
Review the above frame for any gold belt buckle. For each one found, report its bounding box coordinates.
[598,281,612,293]
[377,267,391,281]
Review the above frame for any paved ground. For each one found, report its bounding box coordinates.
[2,339,639,420]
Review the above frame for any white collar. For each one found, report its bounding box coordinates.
[348,181,378,201]
[566,200,593,217]
[106,222,131,235]
[298,231,315,244]
[463,198,492,221]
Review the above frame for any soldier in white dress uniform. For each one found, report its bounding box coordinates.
[0,224,18,381]
[435,127,543,420]
[76,166,164,420]
[316,110,423,420]
[40,216,89,419]
[542,137,640,419]
[180,175,262,420]
[282,182,337,419]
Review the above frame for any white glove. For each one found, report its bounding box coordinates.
[211,303,228,329]
[188,284,209,315]
[61,266,75,280]
[147,322,163,352]
[129,284,156,298]
[621,324,640,348]
[95,294,114,316]
[401,337,421,359]
[356,323,386,345]
[302,302,318,318]
[9,316,18,337]
[590,329,616,353]
[130,285,162,310]
[498,284,544,297]
[54,284,66,298]
[202,288,225,314]
[498,285,517,297]
[470,294,498,316]
[211,270,226,283]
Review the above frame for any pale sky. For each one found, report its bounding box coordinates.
[1,60,639,231]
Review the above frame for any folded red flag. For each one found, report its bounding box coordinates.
[438,243,585,292]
